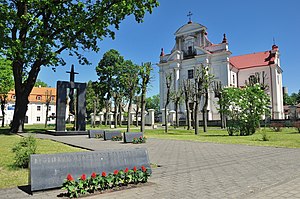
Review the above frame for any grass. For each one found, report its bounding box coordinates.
[0,128,87,189]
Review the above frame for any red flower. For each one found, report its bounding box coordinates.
[133,166,137,172]
[81,174,86,181]
[102,172,106,177]
[114,170,119,175]
[67,174,74,181]
[140,136,142,139]
[124,168,129,173]
[91,172,97,179]
[141,166,147,172]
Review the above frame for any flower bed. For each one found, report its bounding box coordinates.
[132,136,147,144]
[62,166,150,198]
[111,135,122,141]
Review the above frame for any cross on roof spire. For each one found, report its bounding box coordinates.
[187,11,193,23]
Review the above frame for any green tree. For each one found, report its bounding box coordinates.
[139,62,152,133]
[182,79,193,130]
[95,49,125,126]
[0,0,159,133]
[120,60,140,132]
[0,58,14,127]
[34,79,48,87]
[146,94,160,117]
[219,84,270,136]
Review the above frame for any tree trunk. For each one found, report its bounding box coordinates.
[118,103,122,127]
[164,105,168,133]
[185,101,191,130]
[135,102,139,127]
[45,103,49,128]
[194,101,199,135]
[10,94,29,133]
[127,98,133,132]
[175,102,179,128]
[140,93,146,133]
[1,99,5,127]
[92,99,96,128]
[202,90,208,132]
[114,104,118,128]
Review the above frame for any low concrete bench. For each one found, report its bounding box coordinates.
[29,148,151,192]
[123,132,143,143]
[88,129,104,138]
[104,130,122,140]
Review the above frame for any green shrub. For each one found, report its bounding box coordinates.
[12,135,37,168]
[261,131,270,141]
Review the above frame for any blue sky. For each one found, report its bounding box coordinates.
[38,0,300,96]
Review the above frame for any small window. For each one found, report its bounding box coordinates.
[37,116,40,122]
[37,106,41,111]
[48,106,51,111]
[51,96,55,101]
[36,95,42,101]
[12,95,16,100]
[188,69,194,79]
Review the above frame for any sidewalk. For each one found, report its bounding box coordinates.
[0,133,300,198]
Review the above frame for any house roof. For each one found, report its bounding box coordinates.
[8,87,56,103]
[230,51,275,69]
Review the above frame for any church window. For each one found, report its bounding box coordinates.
[188,69,194,79]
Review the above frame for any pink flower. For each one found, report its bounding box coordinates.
[91,172,97,179]
[81,174,86,181]
[102,172,106,177]
[114,170,119,175]
[67,174,74,181]
[133,166,137,172]
[124,168,129,173]
[141,166,147,172]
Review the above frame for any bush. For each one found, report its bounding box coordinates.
[12,135,37,168]
[270,123,284,132]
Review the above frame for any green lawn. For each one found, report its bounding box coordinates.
[0,128,87,189]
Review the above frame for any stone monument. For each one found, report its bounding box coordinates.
[55,65,87,133]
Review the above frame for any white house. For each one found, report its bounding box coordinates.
[0,87,57,126]
[157,19,284,121]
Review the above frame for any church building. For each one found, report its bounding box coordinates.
[157,18,284,121]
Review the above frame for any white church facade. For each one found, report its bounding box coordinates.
[157,20,284,121]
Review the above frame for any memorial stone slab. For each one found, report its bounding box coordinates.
[104,130,122,140]
[30,148,151,191]
[123,132,143,143]
[88,130,105,138]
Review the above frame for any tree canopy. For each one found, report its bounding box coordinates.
[34,79,48,87]
[0,58,14,95]
[0,0,159,132]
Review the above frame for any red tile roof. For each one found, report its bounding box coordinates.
[230,51,275,69]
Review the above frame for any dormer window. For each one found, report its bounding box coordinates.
[11,95,16,100]
[36,95,42,101]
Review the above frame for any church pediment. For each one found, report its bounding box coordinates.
[175,22,206,37]
[167,50,181,62]
[194,46,210,55]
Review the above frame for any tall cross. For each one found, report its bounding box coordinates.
[187,11,193,23]
[66,64,79,83]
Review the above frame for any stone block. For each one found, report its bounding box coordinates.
[123,132,143,143]
[104,130,122,140]
[88,130,104,139]
[29,148,151,191]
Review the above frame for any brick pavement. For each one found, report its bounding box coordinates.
[0,133,300,199]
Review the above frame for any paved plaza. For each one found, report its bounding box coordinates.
[0,133,300,199]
